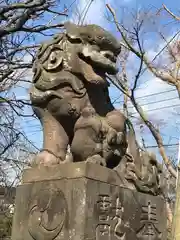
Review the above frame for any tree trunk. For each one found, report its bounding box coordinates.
[171,168,180,239]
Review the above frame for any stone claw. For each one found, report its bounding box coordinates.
[125,153,134,162]
[125,161,138,181]
[116,132,123,144]
[126,162,136,172]
[106,130,117,145]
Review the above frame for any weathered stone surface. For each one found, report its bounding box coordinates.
[11,23,167,240]
[12,163,167,240]
[29,22,127,168]
[28,21,164,196]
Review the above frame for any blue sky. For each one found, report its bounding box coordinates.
[9,0,180,163]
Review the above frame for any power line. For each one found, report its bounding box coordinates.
[115,89,177,103]
[130,103,180,115]
[145,143,179,148]
[136,89,177,100]
[128,96,179,108]
[140,97,178,106]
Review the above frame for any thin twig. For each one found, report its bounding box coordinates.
[163,4,180,21]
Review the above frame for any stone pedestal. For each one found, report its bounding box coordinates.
[11,163,167,240]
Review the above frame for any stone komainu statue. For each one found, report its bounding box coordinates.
[30,22,165,196]
[30,22,127,168]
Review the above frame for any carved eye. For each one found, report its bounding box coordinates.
[50,52,57,64]
[43,49,63,71]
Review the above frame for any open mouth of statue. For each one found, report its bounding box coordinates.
[80,46,118,75]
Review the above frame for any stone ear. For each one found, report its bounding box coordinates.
[64,21,76,30]
[64,21,79,39]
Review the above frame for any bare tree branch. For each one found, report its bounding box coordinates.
[163,4,180,21]
[106,4,180,97]
[106,4,177,178]
[0,0,71,192]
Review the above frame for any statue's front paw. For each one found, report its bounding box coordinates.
[86,155,106,167]
[31,150,60,167]
[106,129,123,147]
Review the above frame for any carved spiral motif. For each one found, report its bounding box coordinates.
[28,188,67,240]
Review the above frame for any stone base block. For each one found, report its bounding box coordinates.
[11,163,167,240]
